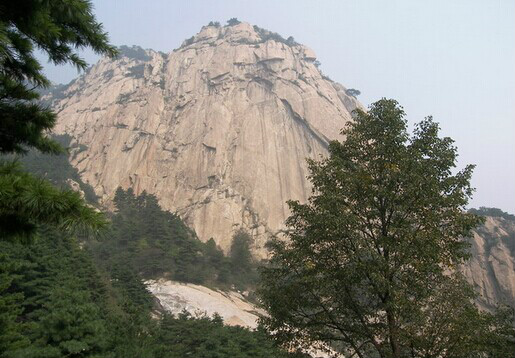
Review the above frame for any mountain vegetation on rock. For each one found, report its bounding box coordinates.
[0,227,289,358]
[11,140,261,289]
[90,187,260,290]
[0,134,286,357]
[0,5,291,357]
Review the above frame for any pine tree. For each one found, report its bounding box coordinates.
[23,285,109,358]
[229,230,258,289]
[230,230,253,273]
[0,0,116,242]
[0,162,106,241]
[0,228,115,357]
[0,0,116,154]
[0,255,27,356]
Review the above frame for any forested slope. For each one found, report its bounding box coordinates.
[0,144,288,358]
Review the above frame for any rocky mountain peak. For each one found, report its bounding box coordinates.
[49,23,362,256]
[180,22,313,55]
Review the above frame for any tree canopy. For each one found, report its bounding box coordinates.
[258,99,515,358]
[0,225,287,358]
[0,0,116,154]
[0,0,116,241]
[89,188,259,290]
[345,88,361,97]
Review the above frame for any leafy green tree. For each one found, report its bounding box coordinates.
[259,99,515,358]
[0,0,116,241]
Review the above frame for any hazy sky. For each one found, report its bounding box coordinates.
[40,0,515,214]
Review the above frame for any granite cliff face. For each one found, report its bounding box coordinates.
[464,214,515,310]
[48,22,361,255]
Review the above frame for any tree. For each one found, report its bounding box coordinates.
[208,21,221,28]
[20,286,109,358]
[0,0,117,154]
[153,312,288,358]
[0,227,115,358]
[230,230,253,272]
[0,255,27,355]
[227,18,241,26]
[0,0,116,241]
[346,88,361,97]
[227,230,260,290]
[0,161,106,241]
[259,99,515,358]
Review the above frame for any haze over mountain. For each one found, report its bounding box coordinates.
[41,21,515,314]
[46,22,361,255]
[39,1,515,215]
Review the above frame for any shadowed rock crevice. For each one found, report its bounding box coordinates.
[280,98,329,150]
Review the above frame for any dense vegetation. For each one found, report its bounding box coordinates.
[1,143,273,357]
[0,0,110,245]
[7,135,98,203]
[2,2,513,357]
[91,187,259,290]
[0,227,288,357]
[0,3,284,356]
[13,139,259,289]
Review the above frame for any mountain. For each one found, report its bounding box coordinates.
[46,22,361,256]
[463,209,515,310]
[42,22,514,312]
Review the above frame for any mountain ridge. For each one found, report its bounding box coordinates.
[46,21,362,256]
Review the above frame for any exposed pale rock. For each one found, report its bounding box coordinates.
[301,46,317,61]
[66,178,85,199]
[48,22,362,256]
[146,279,262,328]
[147,279,334,357]
[463,216,515,310]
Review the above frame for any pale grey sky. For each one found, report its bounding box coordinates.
[40,0,515,213]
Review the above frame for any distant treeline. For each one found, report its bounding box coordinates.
[469,207,515,221]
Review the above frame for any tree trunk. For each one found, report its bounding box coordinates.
[387,309,401,358]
